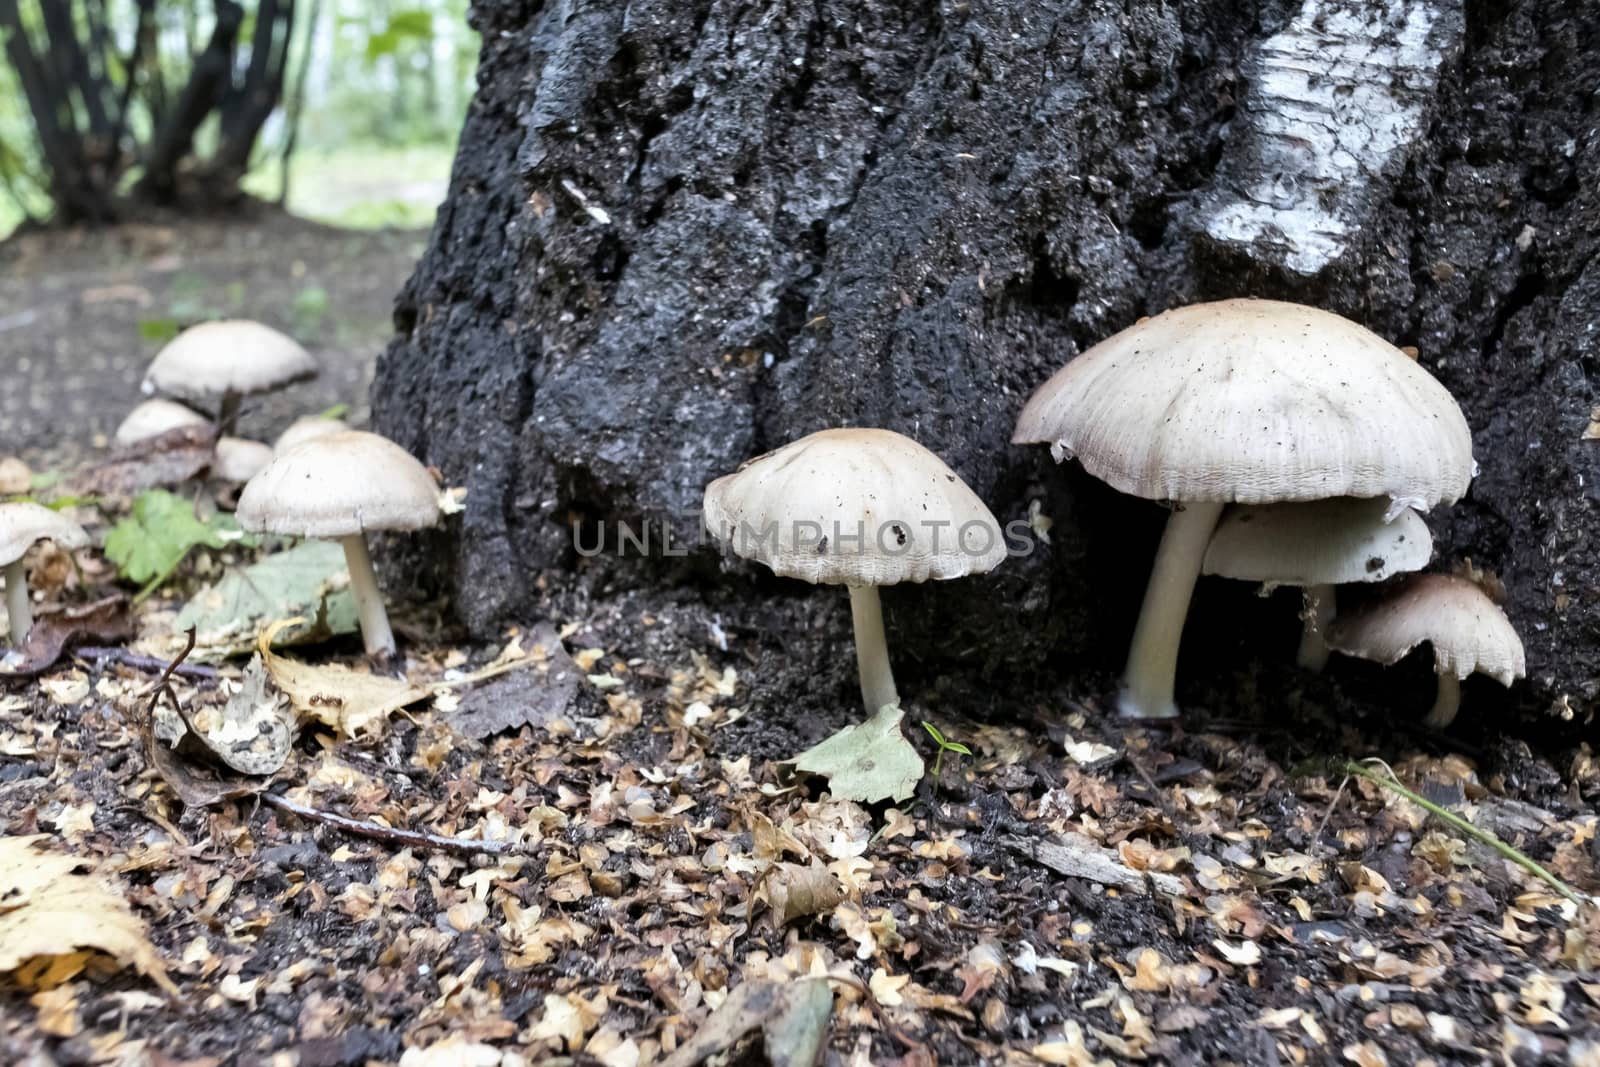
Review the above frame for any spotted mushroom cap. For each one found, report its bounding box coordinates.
[1013,299,1475,510]
[1202,497,1433,588]
[0,502,89,567]
[236,431,441,538]
[143,320,317,402]
[1324,574,1525,685]
[703,428,1006,586]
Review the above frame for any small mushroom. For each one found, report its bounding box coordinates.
[1324,574,1525,728]
[114,399,209,446]
[0,503,89,644]
[143,320,317,434]
[235,432,441,658]
[273,414,350,455]
[703,428,1006,714]
[211,438,275,483]
[1202,497,1433,671]
[1013,299,1475,719]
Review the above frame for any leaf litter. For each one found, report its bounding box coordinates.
[2,450,1599,1064]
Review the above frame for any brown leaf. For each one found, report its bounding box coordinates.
[0,596,130,678]
[448,623,579,739]
[260,619,430,737]
[0,835,177,995]
[74,425,218,496]
[765,861,844,926]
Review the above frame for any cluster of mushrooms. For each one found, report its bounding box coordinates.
[0,299,1525,730]
[704,299,1525,728]
[1,319,445,663]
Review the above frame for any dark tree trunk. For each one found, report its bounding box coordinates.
[375,0,1600,725]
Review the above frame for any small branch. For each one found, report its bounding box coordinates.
[1345,760,1593,907]
[77,645,220,680]
[260,793,516,856]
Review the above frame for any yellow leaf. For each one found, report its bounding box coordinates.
[0,836,176,995]
[259,618,430,737]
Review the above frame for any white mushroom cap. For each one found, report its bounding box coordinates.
[703,428,1006,586]
[1203,497,1433,588]
[1012,299,1475,509]
[143,320,317,402]
[235,431,441,538]
[0,502,89,566]
[273,415,350,456]
[114,399,209,446]
[211,437,275,483]
[1325,574,1526,685]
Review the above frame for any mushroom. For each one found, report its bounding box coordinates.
[114,398,209,446]
[1324,574,1525,728]
[211,438,275,483]
[1202,497,1433,671]
[142,320,317,434]
[235,431,441,658]
[1013,299,1475,719]
[703,428,1006,713]
[273,414,350,455]
[0,503,89,644]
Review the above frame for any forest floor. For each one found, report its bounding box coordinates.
[2,221,1599,1067]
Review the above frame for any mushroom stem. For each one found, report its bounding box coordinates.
[217,391,242,436]
[1425,672,1462,729]
[3,558,30,645]
[848,584,899,713]
[1119,500,1225,719]
[339,534,396,659]
[1297,584,1336,672]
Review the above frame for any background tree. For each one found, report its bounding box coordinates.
[374,0,1599,722]
[0,0,295,222]
[0,0,476,227]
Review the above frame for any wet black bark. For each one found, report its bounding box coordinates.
[375,0,1600,724]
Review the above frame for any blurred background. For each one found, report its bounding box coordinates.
[0,0,479,458]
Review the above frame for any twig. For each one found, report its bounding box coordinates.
[1345,759,1593,907]
[78,645,220,679]
[259,792,515,856]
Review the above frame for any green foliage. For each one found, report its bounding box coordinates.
[365,8,433,61]
[921,720,973,782]
[292,285,329,335]
[176,540,358,656]
[138,318,182,343]
[104,491,253,601]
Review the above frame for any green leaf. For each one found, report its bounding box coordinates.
[317,402,350,420]
[946,741,973,756]
[175,540,358,658]
[137,317,181,343]
[920,720,946,746]
[103,491,249,595]
[792,704,923,804]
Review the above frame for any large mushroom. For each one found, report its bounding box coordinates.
[143,320,317,435]
[1202,497,1433,671]
[0,503,89,644]
[1324,574,1525,727]
[1013,299,1475,719]
[236,431,440,658]
[703,428,1007,714]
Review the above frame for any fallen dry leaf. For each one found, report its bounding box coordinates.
[0,835,177,995]
[260,618,431,737]
[0,597,130,679]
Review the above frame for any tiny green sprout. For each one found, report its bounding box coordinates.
[318,402,351,420]
[921,720,973,782]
